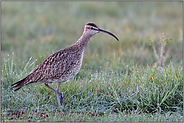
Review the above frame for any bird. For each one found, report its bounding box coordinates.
[10,22,119,106]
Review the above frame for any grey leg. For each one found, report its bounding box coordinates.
[45,83,57,92]
[45,83,63,106]
[56,82,63,106]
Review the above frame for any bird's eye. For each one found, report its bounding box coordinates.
[91,27,94,30]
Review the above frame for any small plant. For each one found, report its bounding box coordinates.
[149,33,172,67]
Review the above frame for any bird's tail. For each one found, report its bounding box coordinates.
[10,78,27,91]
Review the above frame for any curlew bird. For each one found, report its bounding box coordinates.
[10,22,119,106]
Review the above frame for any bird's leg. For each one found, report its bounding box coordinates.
[45,83,63,106]
[56,82,63,106]
[45,83,57,92]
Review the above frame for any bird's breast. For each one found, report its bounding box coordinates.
[57,50,84,82]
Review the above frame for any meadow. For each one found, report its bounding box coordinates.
[1,2,183,122]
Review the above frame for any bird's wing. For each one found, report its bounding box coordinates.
[11,45,83,91]
[28,49,76,83]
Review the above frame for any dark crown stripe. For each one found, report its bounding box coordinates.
[86,23,98,28]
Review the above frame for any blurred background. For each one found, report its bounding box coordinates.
[2,2,182,68]
[1,2,183,121]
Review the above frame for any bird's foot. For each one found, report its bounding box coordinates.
[57,92,63,107]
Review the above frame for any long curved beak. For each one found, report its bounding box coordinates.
[98,28,119,41]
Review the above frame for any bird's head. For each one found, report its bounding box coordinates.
[84,22,119,41]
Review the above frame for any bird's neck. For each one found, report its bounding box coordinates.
[75,33,92,51]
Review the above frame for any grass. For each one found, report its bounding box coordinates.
[1,1,183,122]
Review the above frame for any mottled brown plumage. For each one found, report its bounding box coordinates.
[10,22,119,106]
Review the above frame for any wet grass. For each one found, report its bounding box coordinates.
[1,1,183,122]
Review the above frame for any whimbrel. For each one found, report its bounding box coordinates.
[10,22,119,106]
